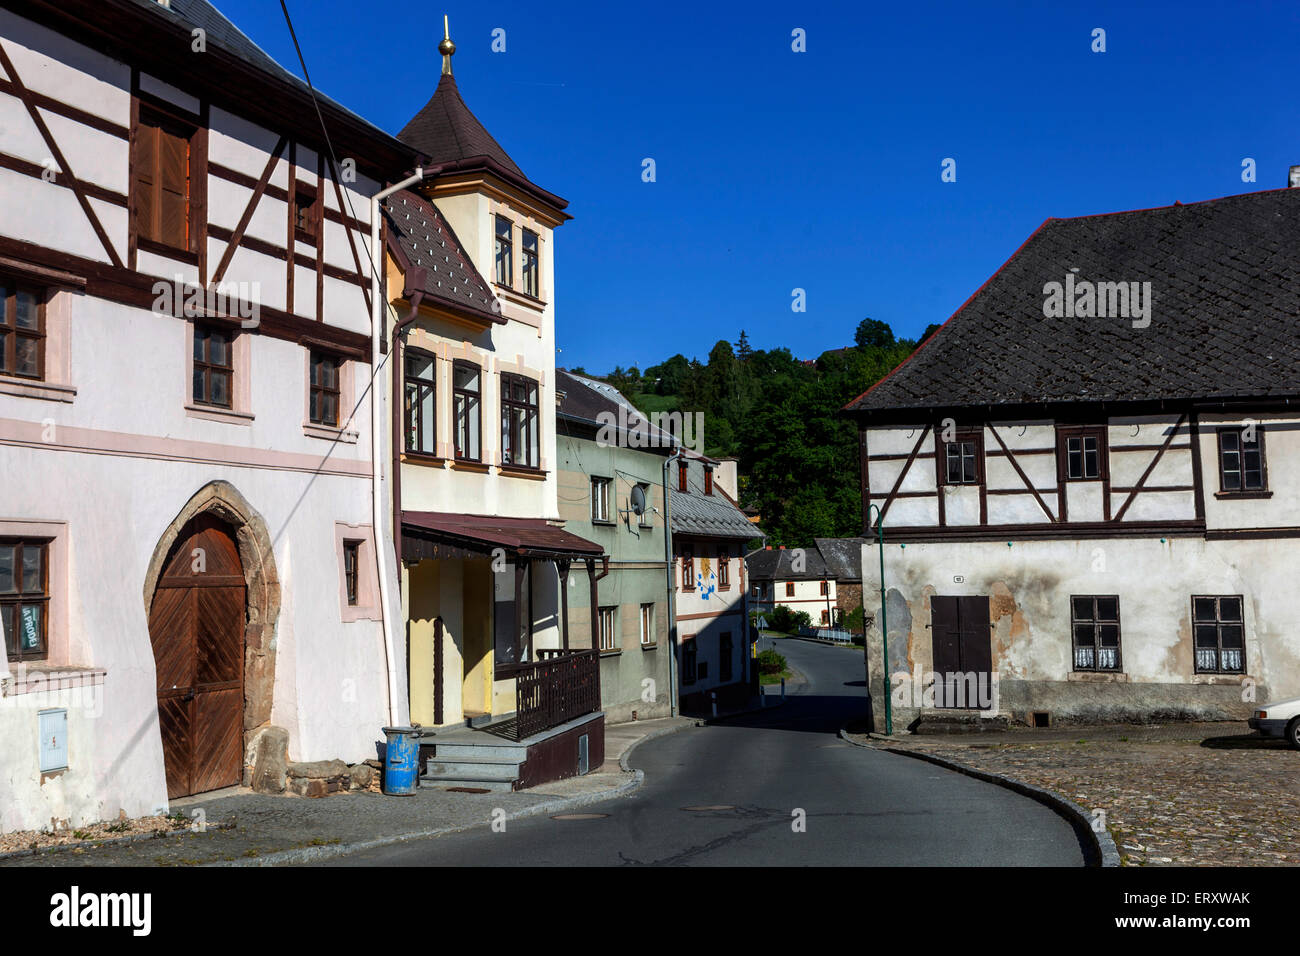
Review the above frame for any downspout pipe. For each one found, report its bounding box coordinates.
[370,166,424,728]
[391,289,424,568]
[663,446,682,717]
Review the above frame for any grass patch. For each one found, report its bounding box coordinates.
[757,647,791,685]
[629,392,680,414]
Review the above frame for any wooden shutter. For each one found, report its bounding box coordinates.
[158,124,190,249]
[133,120,158,242]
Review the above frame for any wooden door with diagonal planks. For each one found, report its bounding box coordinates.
[149,514,245,798]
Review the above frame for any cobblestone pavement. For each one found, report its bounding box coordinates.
[850,722,1299,866]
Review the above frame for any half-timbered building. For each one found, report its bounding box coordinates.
[848,182,1300,731]
[0,0,412,831]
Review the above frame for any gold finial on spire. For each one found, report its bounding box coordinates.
[439,15,455,76]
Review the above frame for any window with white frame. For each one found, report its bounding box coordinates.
[501,372,539,468]
[591,477,611,522]
[521,229,539,297]
[494,215,513,286]
[599,606,617,652]
[640,603,654,646]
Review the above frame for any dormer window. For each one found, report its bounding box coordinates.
[521,229,539,297]
[494,216,513,286]
[678,460,689,492]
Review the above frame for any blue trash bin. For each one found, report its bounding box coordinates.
[382,726,421,795]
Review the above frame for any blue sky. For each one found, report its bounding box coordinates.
[222,0,1300,373]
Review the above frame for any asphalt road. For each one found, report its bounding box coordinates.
[325,637,1087,866]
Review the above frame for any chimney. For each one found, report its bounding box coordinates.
[1290,165,1300,188]
[765,545,772,550]
[712,458,739,499]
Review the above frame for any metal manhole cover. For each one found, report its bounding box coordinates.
[681,805,735,812]
[551,812,609,821]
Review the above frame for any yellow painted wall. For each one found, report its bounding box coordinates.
[462,558,494,714]
[407,559,440,726]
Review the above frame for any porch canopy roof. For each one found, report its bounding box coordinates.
[402,511,603,562]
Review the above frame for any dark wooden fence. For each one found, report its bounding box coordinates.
[513,648,600,740]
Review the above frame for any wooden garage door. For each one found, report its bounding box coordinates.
[930,595,993,710]
[149,514,245,799]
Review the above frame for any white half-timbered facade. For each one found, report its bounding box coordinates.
[848,184,1300,731]
[0,0,414,831]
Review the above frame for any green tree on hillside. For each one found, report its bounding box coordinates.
[591,324,915,544]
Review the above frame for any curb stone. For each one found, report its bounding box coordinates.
[0,821,236,864]
[838,727,1121,868]
[617,720,698,772]
[214,771,648,866]
[696,663,808,727]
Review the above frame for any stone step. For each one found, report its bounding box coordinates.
[431,741,529,762]
[423,757,521,781]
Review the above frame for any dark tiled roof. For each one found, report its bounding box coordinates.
[556,371,675,451]
[745,547,830,582]
[397,73,568,214]
[383,190,500,324]
[399,74,526,179]
[813,537,864,581]
[128,0,398,146]
[847,187,1300,414]
[670,456,761,540]
[403,511,602,559]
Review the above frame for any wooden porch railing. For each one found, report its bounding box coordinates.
[512,648,601,741]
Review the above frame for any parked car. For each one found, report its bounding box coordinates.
[1248,697,1300,749]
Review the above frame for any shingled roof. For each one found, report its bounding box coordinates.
[670,455,761,541]
[398,74,568,214]
[847,187,1300,417]
[813,538,864,581]
[745,547,831,582]
[383,189,501,324]
[556,370,675,451]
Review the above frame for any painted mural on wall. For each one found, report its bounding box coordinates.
[697,557,716,600]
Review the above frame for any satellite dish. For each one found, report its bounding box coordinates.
[629,484,647,516]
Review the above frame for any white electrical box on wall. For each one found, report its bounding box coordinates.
[39,709,68,773]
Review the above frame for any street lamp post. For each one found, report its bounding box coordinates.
[867,503,890,735]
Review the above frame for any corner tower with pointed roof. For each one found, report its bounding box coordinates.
[396,17,570,260]
[383,22,601,751]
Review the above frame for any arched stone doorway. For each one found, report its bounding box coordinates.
[144,481,280,793]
